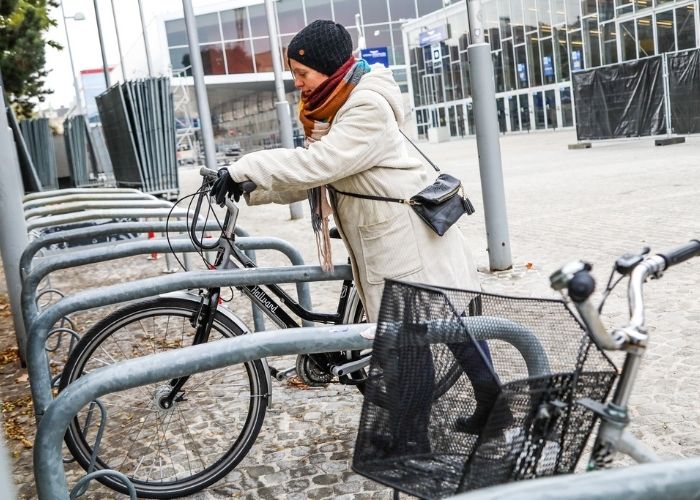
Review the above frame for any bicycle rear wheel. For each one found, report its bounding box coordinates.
[59,296,269,499]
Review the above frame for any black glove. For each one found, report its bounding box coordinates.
[210,168,244,206]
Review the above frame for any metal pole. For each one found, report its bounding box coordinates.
[92,0,110,88]
[264,0,303,220]
[109,0,126,80]
[60,1,84,114]
[182,0,217,172]
[465,0,512,271]
[0,86,30,363]
[137,0,154,77]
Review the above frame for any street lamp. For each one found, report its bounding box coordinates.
[60,2,86,115]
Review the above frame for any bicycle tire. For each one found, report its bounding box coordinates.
[59,296,269,499]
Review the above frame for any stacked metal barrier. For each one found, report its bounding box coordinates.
[96,77,179,199]
[63,115,91,187]
[19,118,58,190]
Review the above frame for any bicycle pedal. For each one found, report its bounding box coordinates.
[269,365,297,381]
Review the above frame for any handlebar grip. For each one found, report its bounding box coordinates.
[658,239,700,269]
[240,180,257,193]
[199,166,218,180]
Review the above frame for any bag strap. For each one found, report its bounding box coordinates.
[399,130,440,172]
[326,185,413,205]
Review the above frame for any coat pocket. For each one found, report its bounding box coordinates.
[359,211,423,285]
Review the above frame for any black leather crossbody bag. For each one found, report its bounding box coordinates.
[328,132,475,236]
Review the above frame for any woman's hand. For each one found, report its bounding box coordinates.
[210,168,244,206]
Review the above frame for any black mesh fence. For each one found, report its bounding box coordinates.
[667,48,700,134]
[573,56,666,140]
[353,280,617,498]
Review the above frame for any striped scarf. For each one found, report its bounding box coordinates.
[299,57,371,271]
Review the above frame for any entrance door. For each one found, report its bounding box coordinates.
[560,87,573,127]
[533,91,546,130]
[545,89,558,129]
[508,95,520,132]
[456,104,466,137]
[496,98,507,133]
[519,94,531,131]
[466,101,475,134]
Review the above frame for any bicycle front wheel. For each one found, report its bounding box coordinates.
[59,296,269,499]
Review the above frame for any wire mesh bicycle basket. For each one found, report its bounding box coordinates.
[352,279,618,499]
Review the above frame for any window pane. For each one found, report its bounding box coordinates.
[528,34,543,85]
[569,29,583,71]
[166,19,188,47]
[493,50,505,92]
[554,27,570,80]
[656,10,675,53]
[620,20,636,60]
[598,0,614,22]
[637,16,654,57]
[515,44,528,87]
[502,39,516,90]
[169,47,191,74]
[225,40,255,73]
[581,0,597,17]
[392,24,405,64]
[305,0,332,23]
[277,0,305,34]
[333,0,360,26]
[361,0,388,24]
[511,0,525,44]
[248,4,269,38]
[540,37,556,84]
[524,0,538,32]
[221,9,248,40]
[201,43,225,75]
[388,0,416,21]
[537,0,552,31]
[418,0,443,17]
[565,0,580,30]
[677,6,696,51]
[366,23,392,55]
[583,17,601,66]
[602,22,618,64]
[252,37,273,72]
[196,13,221,44]
[499,0,512,39]
[552,0,566,25]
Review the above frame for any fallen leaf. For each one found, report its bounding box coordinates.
[526,262,535,270]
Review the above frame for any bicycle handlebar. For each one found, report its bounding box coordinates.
[199,166,258,194]
[554,239,700,350]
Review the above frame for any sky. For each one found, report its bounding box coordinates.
[42,0,243,111]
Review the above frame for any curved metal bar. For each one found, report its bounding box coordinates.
[23,193,158,211]
[20,221,221,276]
[23,188,141,202]
[27,264,354,418]
[448,457,700,499]
[35,324,373,499]
[25,200,173,220]
[70,469,137,500]
[25,209,194,232]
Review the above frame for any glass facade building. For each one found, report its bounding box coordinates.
[166,0,699,148]
[403,0,698,139]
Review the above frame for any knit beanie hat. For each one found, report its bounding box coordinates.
[287,20,353,76]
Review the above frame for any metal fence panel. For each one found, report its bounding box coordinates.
[667,48,700,135]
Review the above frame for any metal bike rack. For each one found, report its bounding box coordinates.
[32,315,552,499]
[33,323,373,499]
[22,188,142,202]
[26,208,195,232]
[22,192,161,211]
[449,457,700,499]
[24,200,174,220]
[26,264,353,419]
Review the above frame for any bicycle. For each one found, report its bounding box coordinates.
[57,167,462,498]
[352,239,700,498]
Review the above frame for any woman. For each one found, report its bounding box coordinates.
[211,20,501,434]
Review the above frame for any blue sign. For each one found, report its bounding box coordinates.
[571,51,582,71]
[361,47,390,67]
[543,56,554,77]
[517,62,527,83]
[419,25,449,46]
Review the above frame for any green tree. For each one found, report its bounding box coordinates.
[0,0,61,117]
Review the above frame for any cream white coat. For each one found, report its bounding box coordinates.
[227,66,479,321]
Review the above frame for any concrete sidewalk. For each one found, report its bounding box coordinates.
[2,128,699,499]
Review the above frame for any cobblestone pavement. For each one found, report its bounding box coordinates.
[1,129,699,498]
